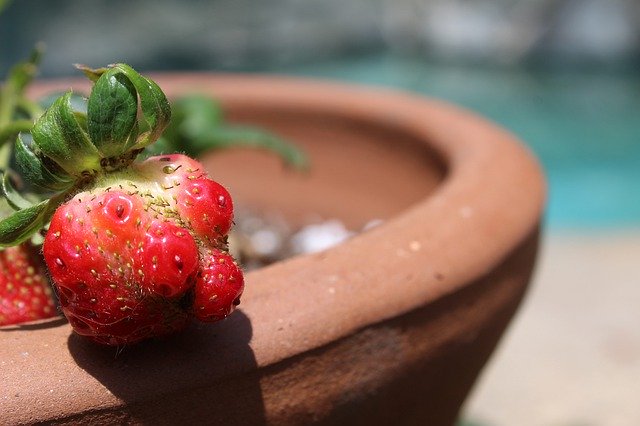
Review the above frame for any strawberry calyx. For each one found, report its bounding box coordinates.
[0,64,171,247]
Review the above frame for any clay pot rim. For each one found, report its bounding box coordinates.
[188,74,545,367]
[22,73,546,367]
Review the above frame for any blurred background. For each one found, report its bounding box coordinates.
[1,0,639,424]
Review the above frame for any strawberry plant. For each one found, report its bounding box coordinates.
[0,64,248,345]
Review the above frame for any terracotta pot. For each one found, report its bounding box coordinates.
[1,75,545,425]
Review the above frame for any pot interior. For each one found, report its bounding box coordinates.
[202,105,447,229]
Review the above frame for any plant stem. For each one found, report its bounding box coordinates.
[0,91,14,128]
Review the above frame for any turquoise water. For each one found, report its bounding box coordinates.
[271,54,640,229]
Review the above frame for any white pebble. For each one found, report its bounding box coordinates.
[291,220,354,254]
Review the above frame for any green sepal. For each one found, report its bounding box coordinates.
[110,64,171,150]
[0,199,50,247]
[87,68,138,157]
[74,64,108,83]
[74,111,88,131]
[1,172,33,210]
[31,91,101,175]
[15,133,74,191]
[39,90,86,113]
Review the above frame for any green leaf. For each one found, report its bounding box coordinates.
[31,91,101,175]
[0,200,49,247]
[219,126,307,169]
[173,95,224,133]
[147,95,221,156]
[172,121,309,170]
[155,94,307,169]
[1,172,33,210]
[15,133,74,191]
[87,68,138,157]
[110,64,171,149]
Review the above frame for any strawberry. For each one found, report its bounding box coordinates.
[43,154,242,345]
[0,64,244,345]
[0,243,57,326]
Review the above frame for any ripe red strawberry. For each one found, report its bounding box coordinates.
[43,154,243,345]
[0,244,57,326]
[0,64,244,345]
